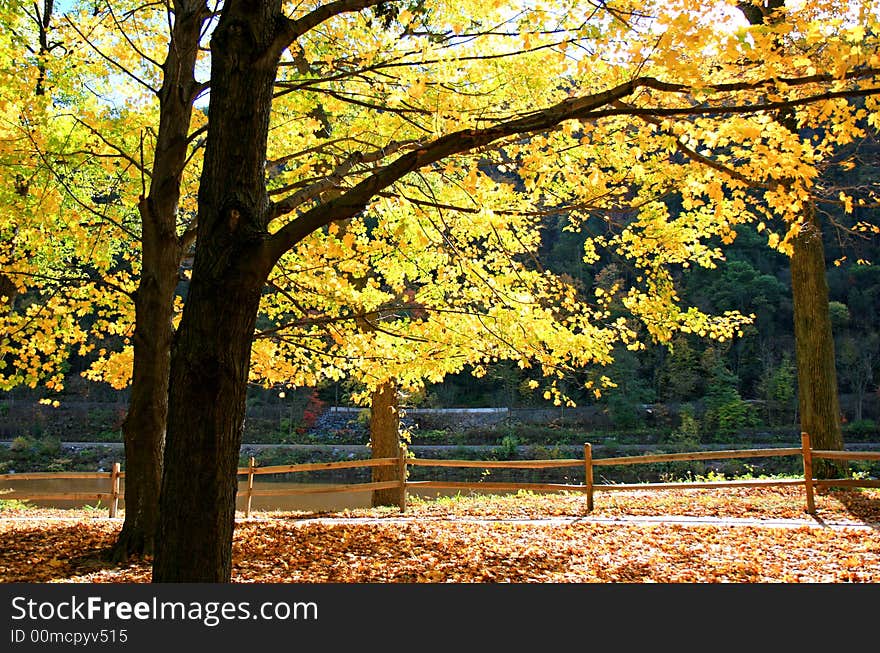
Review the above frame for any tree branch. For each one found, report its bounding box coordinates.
[268,140,417,220]
[263,0,390,66]
[63,13,159,94]
[265,69,880,264]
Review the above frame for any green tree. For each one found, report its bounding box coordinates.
[701,350,759,439]
[757,352,797,427]
[832,302,879,423]
[657,337,701,402]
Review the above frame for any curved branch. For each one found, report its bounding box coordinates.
[263,0,390,66]
[265,72,880,265]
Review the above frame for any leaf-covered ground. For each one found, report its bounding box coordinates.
[1,487,878,583]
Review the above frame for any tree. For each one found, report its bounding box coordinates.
[146,0,880,582]
[573,0,875,473]
[106,0,207,560]
[737,0,848,476]
[757,351,796,426]
[833,303,879,423]
[0,1,210,559]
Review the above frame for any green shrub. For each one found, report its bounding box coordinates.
[37,438,62,456]
[663,405,700,450]
[844,419,877,439]
[46,459,73,472]
[9,436,32,452]
[703,396,760,441]
[91,430,123,442]
[0,497,33,511]
[495,435,520,460]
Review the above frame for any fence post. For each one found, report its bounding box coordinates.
[584,443,594,512]
[398,448,407,513]
[108,462,120,518]
[245,456,256,518]
[801,432,816,515]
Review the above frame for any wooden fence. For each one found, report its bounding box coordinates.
[0,462,122,517]
[1,433,878,517]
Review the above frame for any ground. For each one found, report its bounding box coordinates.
[1,487,878,582]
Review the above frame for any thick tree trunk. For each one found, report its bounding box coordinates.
[790,208,845,478]
[369,381,403,507]
[153,272,264,581]
[152,1,282,582]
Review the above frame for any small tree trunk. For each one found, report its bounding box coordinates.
[110,2,205,560]
[790,207,845,478]
[370,381,402,507]
[110,230,179,561]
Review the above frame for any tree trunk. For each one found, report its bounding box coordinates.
[152,1,282,582]
[110,228,179,561]
[790,207,845,478]
[369,381,403,507]
[737,0,846,478]
[110,1,205,559]
[152,271,264,582]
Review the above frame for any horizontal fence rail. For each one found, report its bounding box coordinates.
[237,455,405,516]
[0,462,122,517]
[1,434,878,517]
[408,458,584,468]
[590,447,803,465]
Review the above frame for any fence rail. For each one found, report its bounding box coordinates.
[1,433,878,517]
[238,455,403,516]
[0,462,122,517]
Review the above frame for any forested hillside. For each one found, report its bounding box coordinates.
[403,132,880,438]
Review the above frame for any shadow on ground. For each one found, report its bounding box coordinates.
[823,489,880,528]
[0,522,147,582]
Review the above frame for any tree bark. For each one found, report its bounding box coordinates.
[153,268,265,581]
[369,381,403,507]
[790,207,845,477]
[152,1,282,582]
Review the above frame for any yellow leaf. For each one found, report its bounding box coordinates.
[408,78,426,99]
